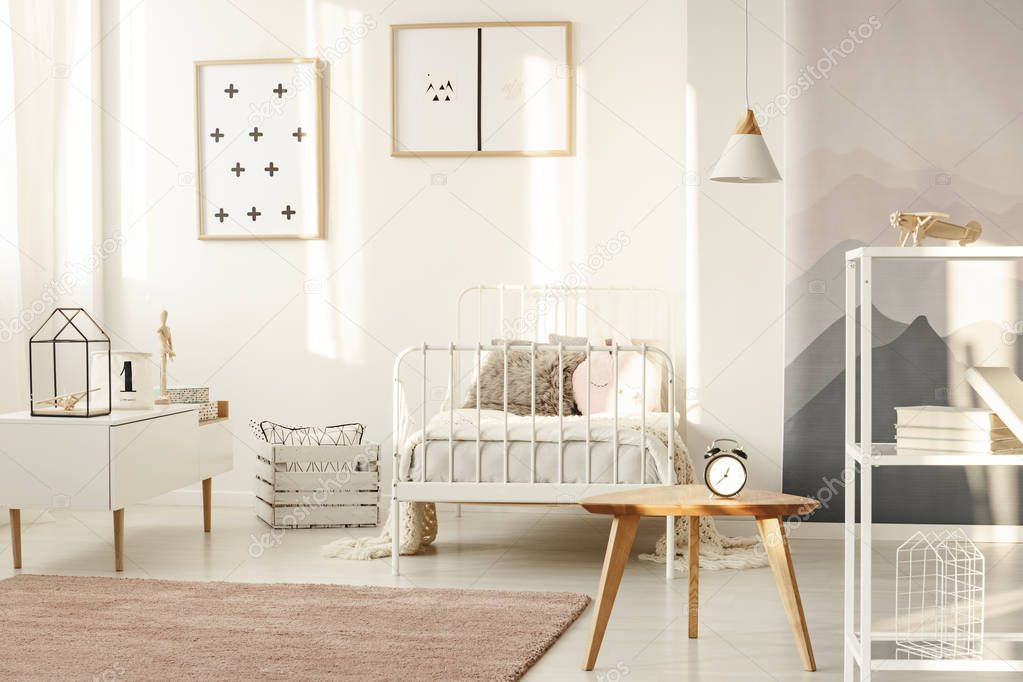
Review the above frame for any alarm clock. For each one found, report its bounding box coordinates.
[703,438,748,497]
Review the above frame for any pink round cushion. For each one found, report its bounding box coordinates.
[572,352,614,414]
[572,352,663,414]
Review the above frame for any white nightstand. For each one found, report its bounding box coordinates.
[0,404,233,571]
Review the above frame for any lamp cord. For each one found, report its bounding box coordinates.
[745,0,749,110]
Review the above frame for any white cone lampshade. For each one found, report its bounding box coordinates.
[710,109,780,183]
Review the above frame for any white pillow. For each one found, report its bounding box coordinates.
[630,338,668,412]
[617,353,663,413]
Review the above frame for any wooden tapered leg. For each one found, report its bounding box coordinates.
[688,515,700,638]
[9,509,21,569]
[113,509,124,572]
[202,478,212,533]
[582,514,640,671]
[756,516,816,672]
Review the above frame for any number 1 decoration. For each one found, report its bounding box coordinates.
[110,351,154,410]
[120,360,134,394]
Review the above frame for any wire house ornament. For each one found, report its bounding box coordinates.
[895,528,985,660]
[28,308,111,418]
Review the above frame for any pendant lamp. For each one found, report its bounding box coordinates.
[710,0,781,183]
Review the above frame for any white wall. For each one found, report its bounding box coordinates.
[97,0,786,505]
[686,0,785,492]
[99,0,690,503]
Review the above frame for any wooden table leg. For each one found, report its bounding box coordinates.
[9,509,21,569]
[688,515,700,638]
[202,478,212,533]
[756,516,816,672]
[113,509,124,572]
[582,514,640,671]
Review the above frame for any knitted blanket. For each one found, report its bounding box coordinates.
[323,420,767,573]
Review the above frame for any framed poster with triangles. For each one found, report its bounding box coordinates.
[194,58,324,240]
[391,22,573,157]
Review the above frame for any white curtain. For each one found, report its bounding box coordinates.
[0,0,101,413]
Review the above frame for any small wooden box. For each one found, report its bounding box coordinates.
[198,400,228,423]
[254,442,379,529]
[166,386,210,404]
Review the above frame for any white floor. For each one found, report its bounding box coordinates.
[2,504,1020,681]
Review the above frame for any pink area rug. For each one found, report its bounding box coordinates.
[0,575,589,681]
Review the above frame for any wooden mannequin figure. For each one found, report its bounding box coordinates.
[155,310,175,405]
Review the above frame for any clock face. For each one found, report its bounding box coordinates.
[705,455,747,497]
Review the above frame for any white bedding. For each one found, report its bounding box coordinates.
[400,409,674,484]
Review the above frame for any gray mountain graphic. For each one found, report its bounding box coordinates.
[785,239,961,363]
[783,314,1023,524]
[785,305,909,420]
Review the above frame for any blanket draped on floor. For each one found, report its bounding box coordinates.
[322,424,767,573]
[322,498,438,559]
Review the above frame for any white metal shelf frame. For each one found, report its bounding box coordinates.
[844,247,1023,679]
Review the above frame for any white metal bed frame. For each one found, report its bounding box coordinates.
[391,284,679,578]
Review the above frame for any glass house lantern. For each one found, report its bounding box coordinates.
[29,308,111,417]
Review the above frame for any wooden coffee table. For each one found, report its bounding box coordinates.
[580,485,820,672]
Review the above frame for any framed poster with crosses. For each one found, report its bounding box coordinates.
[194,58,324,240]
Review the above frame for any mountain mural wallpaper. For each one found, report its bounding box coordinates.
[782,1,1023,523]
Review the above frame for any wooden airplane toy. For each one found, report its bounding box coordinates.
[891,211,982,247]
[33,387,100,411]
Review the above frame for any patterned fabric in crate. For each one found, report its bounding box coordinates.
[248,419,364,446]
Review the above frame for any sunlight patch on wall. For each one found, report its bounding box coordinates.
[529,156,561,281]
[304,242,335,359]
[526,55,563,285]
[118,0,148,282]
[946,261,1016,406]
[948,261,1020,523]
[0,0,21,324]
[529,154,560,296]
[306,2,369,364]
[947,260,1021,525]
[572,67,588,335]
[685,82,701,426]
[523,56,554,150]
[66,2,96,293]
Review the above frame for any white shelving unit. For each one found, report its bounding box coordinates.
[844,247,1023,679]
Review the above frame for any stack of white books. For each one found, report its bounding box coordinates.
[895,406,1023,455]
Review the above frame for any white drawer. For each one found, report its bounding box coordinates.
[0,422,109,509]
[111,410,199,508]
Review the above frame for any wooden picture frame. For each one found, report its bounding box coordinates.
[391,21,573,157]
[194,58,324,241]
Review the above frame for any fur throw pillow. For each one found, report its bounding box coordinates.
[462,349,585,416]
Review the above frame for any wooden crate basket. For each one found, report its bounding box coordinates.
[254,442,379,529]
